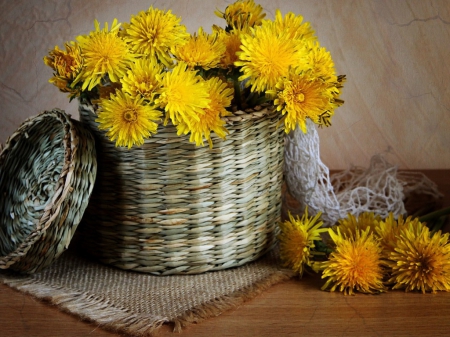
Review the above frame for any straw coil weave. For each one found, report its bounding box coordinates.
[0,109,97,273]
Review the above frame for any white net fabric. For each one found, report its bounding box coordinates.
[284,120,442,226]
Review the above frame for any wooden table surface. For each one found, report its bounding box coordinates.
[1,170,449,337]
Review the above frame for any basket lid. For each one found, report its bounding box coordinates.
[0,109,97,273]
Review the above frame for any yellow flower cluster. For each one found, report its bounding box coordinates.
[279,211,450,295]
[278,208,327,276]
[44,0,345,148]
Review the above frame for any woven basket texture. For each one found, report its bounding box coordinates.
[78,99,285,275]
[0,109,97,273]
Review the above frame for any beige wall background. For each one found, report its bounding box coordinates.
[0,0,449,169]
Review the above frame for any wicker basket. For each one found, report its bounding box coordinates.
[78,99,284,275]
[0,109,97,273]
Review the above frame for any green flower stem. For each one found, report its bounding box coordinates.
[412,205,436,218]
[418,206,450,224]
[233,77,242,109]
[429,215,448,233]
[314,240,333,255]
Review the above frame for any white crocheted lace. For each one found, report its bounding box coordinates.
[284,120,441,226]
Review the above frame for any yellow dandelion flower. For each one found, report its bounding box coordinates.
[376,213,424,255]
[271,71,334,133]
[336,212,381,240]
[215,27,243,68]
[44,42,82,78]
[174,27,225,70]
[48,77,73,95]
[122,7,189,66]
[319,227,386,295]
[385,222,450,293]
[278,209,327,276]
[96,90,161,149]
[332,74,346,104]
[215,0,265,30]
[44,41,83,96]
[121,57,163,100]
[235,22,305,93]
[270,9,316,42]
[176,77,233,148]
[315,74,346,128]
[304,41,337,82]
[155,62,210,126]
[75,19,134,91]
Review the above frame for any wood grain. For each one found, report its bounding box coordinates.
[0,0,449,169]
[1,170,449,337]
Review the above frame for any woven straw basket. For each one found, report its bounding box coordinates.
[0,109,97,273]
[78,99,284,275]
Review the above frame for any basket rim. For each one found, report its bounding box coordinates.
[79,97,278,126]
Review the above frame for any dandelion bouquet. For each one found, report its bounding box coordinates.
[44,0,345,149]
[279,210,450,295]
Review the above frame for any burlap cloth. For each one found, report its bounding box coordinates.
[0,246,292,336]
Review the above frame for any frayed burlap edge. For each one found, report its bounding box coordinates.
[1,277,168,337]
[171,269,294,333]
[2,268,294,336]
